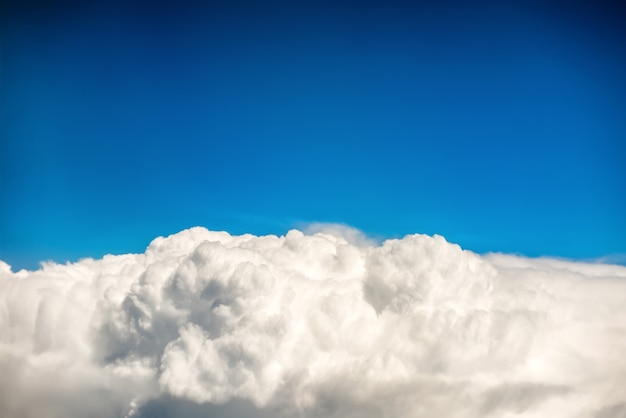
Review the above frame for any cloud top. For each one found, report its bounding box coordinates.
[1,227,625,418]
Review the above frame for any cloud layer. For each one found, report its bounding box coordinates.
[1,227,625,418]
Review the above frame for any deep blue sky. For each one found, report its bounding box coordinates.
[2,0,625,269]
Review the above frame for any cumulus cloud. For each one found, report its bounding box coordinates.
[1,227,625,418]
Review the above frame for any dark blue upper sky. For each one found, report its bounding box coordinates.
[2,0,625,269]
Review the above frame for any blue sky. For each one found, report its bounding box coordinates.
[1,0,625,270]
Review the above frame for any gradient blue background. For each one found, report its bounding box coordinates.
[2,0,625,270]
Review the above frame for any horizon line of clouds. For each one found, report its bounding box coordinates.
[7,222,626,272]
[1,225,626,418]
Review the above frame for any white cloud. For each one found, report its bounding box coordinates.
[1,227,625,418]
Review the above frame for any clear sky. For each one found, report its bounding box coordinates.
[1,0,625,270]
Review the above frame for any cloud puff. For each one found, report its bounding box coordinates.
[1,227,625,418]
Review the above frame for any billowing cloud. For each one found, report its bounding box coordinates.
[1,227,625,418]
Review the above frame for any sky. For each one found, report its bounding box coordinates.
[1,0,626,269]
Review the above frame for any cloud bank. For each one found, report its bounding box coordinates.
[1,227,625,418]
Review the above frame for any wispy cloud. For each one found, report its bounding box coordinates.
[1,227,625,417]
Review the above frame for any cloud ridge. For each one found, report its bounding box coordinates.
[1,227,626,418]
